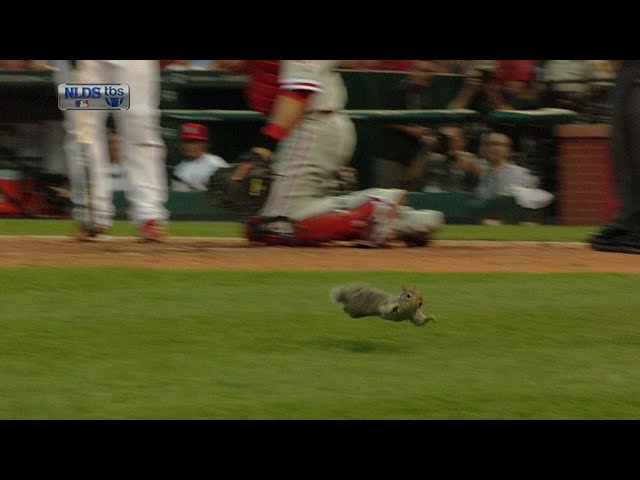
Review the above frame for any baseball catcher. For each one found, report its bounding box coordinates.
[208,60,444,247]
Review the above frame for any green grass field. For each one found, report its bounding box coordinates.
[0,219,597,242]
[2,219,637,419]
[2,268,640,420]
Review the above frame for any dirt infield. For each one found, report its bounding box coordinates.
[2,236,640,273]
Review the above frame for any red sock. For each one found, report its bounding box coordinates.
[294,201,374,244]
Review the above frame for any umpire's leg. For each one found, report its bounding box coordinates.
[612,73,640,232]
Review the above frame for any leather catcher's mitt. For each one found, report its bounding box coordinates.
[206,151,272,216]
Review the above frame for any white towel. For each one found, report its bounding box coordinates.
[510,186,555,209]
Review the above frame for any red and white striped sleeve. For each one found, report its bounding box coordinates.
[278,60,325,93]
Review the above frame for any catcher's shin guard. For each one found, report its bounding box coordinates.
[245,216,296,245]
[356,195,400,248]
[294,201,375,245]
[245,202,376,246]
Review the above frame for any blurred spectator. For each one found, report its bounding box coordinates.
[474,129,493,163]
[212,60,249,74]
[447,65,513,116]
[473,132,554,223]
[0,60,57,70]
[160,60,190,70]
[433,60,468,75]
[411,125,486,193]
[372,60,441,189]
[493,61,536,85]
[493,60,541,109]
[588,60,618,85]
[584,60,619,123]
[170,123,229,192]
[187,60,217,70]
[467,60,497,71]
[216,59,412,72]
[434,126,485,191]
[0,60,34,69]
[160,60,217,70]
[338,60,415,71]
[474,132,539,200]
[375,60,415,71]
[540,60,593,111]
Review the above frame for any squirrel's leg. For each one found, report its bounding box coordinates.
[378,302,405,322]
[343,298,379,318]
[411,311,436,326]
[344,305,367,318]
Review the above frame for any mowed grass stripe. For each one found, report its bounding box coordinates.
[1,269,639,419]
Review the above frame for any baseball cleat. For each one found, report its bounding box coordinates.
[74,222,111,242]
[393,208,445,247]
[138,219,166,242]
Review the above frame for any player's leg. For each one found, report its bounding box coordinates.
[73,60,115,237]
[252,114,396,245]
[618,83,640,231]
[57,61,92,235]
[590,71,638,250]
[597,81,640,253]
[261,112,365,216]
[83,109,114,230]
[391,206,445,246]
[113,60,169,240]
[63,106,89,229]
[610,74,634,227]
[251,112,374,245]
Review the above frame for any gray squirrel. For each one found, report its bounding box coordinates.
[330,283,435,326]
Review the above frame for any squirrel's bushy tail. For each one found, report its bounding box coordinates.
[330,283,371,304]
[330,285,348,304]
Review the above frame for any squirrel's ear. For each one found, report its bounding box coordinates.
[401,284,408,293]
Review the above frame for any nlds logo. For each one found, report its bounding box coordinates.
[58,83,130,110]
[64,86,102,99]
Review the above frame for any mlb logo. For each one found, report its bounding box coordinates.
[75,100,89,108]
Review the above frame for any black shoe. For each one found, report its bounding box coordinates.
[591,231,640,254]
[619,233,640,254]
[587,223,629,245]
[399,231,431,247]
[74,222,111,242]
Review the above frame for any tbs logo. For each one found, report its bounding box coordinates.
[105,96,124,107]
[104,86,126,107]
[59,84,130,110]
